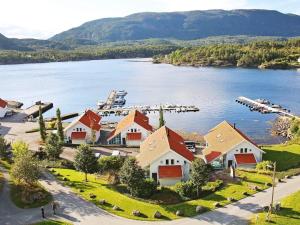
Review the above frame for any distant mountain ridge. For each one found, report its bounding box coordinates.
[50,9,300,43]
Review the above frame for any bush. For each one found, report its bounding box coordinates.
[174,180,197,198]
[202,180,223,192]
[256,161,273,171]
[136,178,157,198]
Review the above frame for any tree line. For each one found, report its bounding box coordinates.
[153,39,300,69]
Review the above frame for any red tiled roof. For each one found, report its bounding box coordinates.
[234,153,257,164]
[0,98,7,108]
[158,165,182,179]
[205,151,222,163]
[71,132,87,140]
[166,127,195,162]
[107,110,152,141]
[79,110,101,131]
[127,132,142,141]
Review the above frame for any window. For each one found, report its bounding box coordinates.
[76,128,79,131]
[236,149,238,152]
[240,148,244,153]
[166,159,169,165]
[79,128,82,131]
[131,129,133,132]
[134,128,137,132]
[184,160,187,164]
[171,159,174,165]
[177,160,180,163]
[245,148,248,153]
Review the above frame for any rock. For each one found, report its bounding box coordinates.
[263,205,270,212]
[176,210,183,216]
[285,175,291,179]
[214,202,221,207]
[196,205,205,213]
[132,210,141,217]
[154,211,162,218]
[242,191,248,195]
[89,193,96,199]
[265,182,272,187]
[113,205,120,211]
[278,178,283,183]
[99,199,106,205]
[227,197,234,202]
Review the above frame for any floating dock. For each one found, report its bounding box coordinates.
[45,112,79,122]
[24,101,53,118]
[236,96,295,117]
[97,104,200,116]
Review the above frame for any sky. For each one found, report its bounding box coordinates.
[0,0,299,39]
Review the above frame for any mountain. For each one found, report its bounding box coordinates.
[50,9,300,43]
[0,33,29,50]
[0,33,70,51]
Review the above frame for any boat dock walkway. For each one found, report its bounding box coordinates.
[97,104,200,116]
[103,90,117,110]
[24,101,53,118]
[236,96,295,117]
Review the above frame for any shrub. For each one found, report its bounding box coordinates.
[154,211,162,218]
[136,178,157,198]
[202,180,223,192]
[174,180,197,198]
[256,161,273,171]
[132,210,141,217]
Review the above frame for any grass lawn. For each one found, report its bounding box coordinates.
[52,168,271,221]
[262,144,300,171]
[31,219,72,225]
[250,191,300,225]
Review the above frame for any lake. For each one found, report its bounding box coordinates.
[1,59,300,144]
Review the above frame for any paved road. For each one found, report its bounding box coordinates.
[1,166,300,225]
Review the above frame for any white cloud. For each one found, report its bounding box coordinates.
[0,0,299,39]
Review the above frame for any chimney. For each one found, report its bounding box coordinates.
[233,123,236,129]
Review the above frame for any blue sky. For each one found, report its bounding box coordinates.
[0,0,299,39]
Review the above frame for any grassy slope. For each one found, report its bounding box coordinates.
[31,220,72,225]
[250,191,300,225]
[262,144,300,171]
[52,168,271,221]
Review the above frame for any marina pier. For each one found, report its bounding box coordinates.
[236,96,295,117]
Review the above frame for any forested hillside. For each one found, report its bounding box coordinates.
[154,39,300,69]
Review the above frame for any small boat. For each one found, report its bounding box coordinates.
[116,90,127,96]
[97,101,106,109]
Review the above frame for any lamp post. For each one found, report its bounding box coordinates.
[266,161,276,221]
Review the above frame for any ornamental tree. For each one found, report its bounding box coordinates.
[74,144,98,182]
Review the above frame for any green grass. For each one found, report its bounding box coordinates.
[250,191,300,225]
[52,168,271,221]
[31,219,72,225]
[262,144,300,171]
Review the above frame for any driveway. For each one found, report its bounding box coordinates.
[1,166,300,225]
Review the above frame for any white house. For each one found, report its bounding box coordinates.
[0,99,8,118]
[107,110,153,147]
[203,121,265,169]
[136,126,195,186]
[64,109,101,145]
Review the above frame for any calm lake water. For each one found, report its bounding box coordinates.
[1,59,300,144]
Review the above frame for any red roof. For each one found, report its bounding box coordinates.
[158,165,182,179]
[127,132,142,141]
[0,98,7,108]
[166,127,195,162]
[205,151,222,163]
[79,110,101,131]
[107,110,152,141]
[71,132,87,140]
[133,110,153,131]
[234,153,257,164]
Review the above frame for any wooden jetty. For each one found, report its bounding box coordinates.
[24,101,53,118]
[236,96,295,117]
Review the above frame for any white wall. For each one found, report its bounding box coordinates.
[160,178,182,186]
[64,121,100,144]
[120,122,151,147]
[226,141,263,168]
[0,107,8,118]
[150,150,191,183]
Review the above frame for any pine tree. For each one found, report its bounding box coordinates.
[45,133,63,160]
[56,108,64,143]
[159,106,165,128]
[38,106,47,142]
[74,144,98,182]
